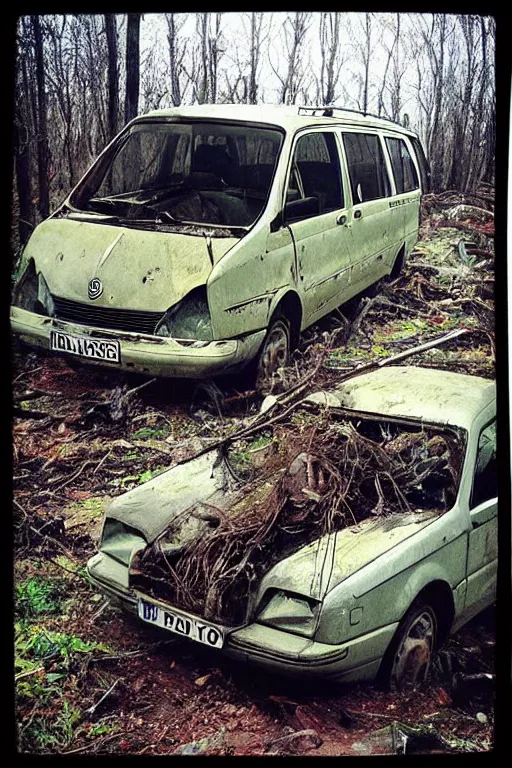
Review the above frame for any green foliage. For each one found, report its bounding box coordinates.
[87,722,116,737]
[21,700,82,751]
[248,435,273,451]
[109,466,167,488]
[131,426,168,439]
[16,576,68,618]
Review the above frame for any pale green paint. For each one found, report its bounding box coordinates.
[22,217,238,314]
[86,366,496,681]
[12,106,423,378]
[328,366,495,430]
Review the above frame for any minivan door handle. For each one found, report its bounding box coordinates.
[336,214,347,226]
[354,209,362,219]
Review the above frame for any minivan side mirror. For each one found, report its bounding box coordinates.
[283,196,319,223]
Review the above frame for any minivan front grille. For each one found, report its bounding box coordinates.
[52,296,163,335]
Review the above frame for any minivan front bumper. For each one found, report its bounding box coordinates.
[11,306,265,378]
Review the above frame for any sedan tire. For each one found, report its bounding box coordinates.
[379,599,437,692]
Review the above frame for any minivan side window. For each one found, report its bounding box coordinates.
[286,132,343,216]
[342,133,391,203]
[471,420,497,508]
[385,137,419,194]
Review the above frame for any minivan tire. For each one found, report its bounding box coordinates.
[254,313,291,394]
[378,599,437,692]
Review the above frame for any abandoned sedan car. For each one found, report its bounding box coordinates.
[87,366,496,688]
[11,104,429,387]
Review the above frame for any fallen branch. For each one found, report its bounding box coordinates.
[84,679,120,716]
[15,666,45,682]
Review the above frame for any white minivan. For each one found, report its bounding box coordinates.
[11,104,430,387]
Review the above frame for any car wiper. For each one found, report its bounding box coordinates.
[157,210,182,225]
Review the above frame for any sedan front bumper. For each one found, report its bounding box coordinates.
[11,306,265,378]
[87,550,397,682]
[225,621,398,682]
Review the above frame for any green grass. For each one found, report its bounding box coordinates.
[16,576,68,619]
[131,426,169,440]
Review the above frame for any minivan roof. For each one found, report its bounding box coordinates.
[140,104,417,138]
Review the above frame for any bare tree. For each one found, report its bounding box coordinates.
[125,13,141,122]
[32,15,50,219]
[165,13,188,106]
[246,12,269,104]
[318,12,345,105]
[360,13,373,113]
[271,12,312,105]
[194,12,224,104]
[13,19,35,245]
[105,14,119,140]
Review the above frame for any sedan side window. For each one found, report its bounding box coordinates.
[286,132,343,217]
[471,420,497,508]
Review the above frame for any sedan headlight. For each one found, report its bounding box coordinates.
[13,259,55,317]
[155,286,213,341]
[257,589,321,638]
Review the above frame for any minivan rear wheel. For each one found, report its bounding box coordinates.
[379,599,437,691]
[255,314,291,394]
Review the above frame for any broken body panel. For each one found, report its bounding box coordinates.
[11,105,425,379]
[87,367,497,682]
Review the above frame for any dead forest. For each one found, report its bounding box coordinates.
[12,13,495,251]
[12,11,497,758]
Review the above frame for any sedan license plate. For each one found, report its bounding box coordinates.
[138,598,224,649]
[50,330,120,363]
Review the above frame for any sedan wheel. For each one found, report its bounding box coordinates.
[388,602,437,691]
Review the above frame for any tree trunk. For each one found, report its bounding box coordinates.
[125,13,141,123]
[32,15,50,219]
[105,14,119,140]
[248,12,258,104]
[13,118,33,246]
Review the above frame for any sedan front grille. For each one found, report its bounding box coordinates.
[52,296,163,335]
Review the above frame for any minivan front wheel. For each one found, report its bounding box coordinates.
[255,314,291,393]
[380,600,437,691]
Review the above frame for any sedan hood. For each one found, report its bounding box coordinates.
[23,217,239,312]
[257,510,439,601]
[103,451,230,545]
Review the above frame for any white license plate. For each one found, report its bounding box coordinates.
[138,598,224,649]
[50,330,120,363]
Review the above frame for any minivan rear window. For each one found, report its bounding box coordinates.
[385,137,419,194]
[342,133,391,203]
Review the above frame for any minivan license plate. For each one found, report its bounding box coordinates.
[138,598,224,649]
[50,330,120,363]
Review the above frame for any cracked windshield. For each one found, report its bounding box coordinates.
[80,123,283,228]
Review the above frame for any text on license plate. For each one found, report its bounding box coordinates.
[50,330,120,363]
[138,598,224,648]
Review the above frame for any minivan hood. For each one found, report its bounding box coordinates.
[23,217,239,312]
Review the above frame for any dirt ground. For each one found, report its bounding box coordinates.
[13,194,496,755]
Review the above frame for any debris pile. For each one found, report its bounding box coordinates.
[131,409,463,625]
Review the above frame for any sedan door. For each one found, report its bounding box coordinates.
[465,419,497,618]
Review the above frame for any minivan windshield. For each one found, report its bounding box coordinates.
[73,121,284,229]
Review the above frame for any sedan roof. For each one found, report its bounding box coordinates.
[307,366,495,430]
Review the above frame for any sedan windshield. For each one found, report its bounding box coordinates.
[73,121,283,228]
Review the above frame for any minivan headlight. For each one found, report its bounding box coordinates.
[257,590,320,637]
[155,286,213,341]
[13,260,55,317]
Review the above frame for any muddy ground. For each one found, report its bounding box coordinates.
[13,193,496,754]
